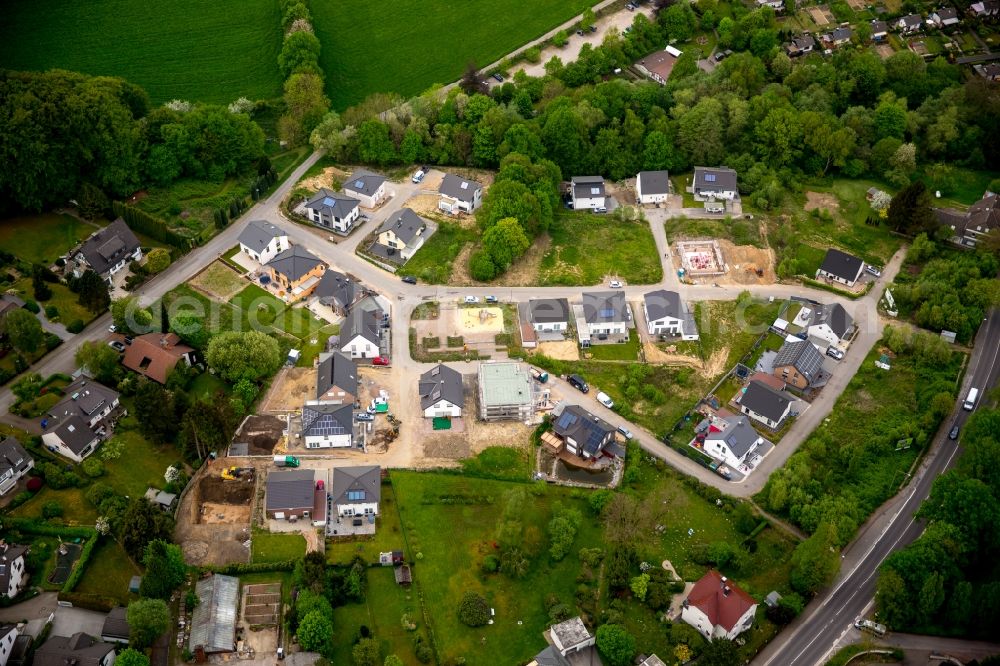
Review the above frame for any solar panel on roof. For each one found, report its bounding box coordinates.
[600,308,614,318]
[323,197,336,206]
[460,182,469,189]
[556,412,577,428]
[354,180,364,188]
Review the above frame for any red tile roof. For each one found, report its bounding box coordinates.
[686,570,757,632]
[122,333,193,384]
[750,372,786,391]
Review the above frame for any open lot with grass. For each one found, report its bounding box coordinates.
[585,335,641,361]
[665,215,764,248]
[402,221,478,284]
[9,278,98,328]
[136,178,250,239]
[229,284,284,326]
[11,486,97,525]
[100,419,180,499]
[313,0,598,109]
[0,0,283,105]
[0,213,101,265]
[73,538,140,604]
[539,213,662,286]
[191,262,247,301]
[251,531,306,563]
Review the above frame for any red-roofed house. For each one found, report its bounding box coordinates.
[122,333,195,384]
[681,570,758,641]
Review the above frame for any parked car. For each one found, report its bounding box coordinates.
[401,275,417,284]
[576,29,585,36]
[854,618,887,637]
[372,356,390,366]
[356,413,375,422]
[714,51,727,62]
[866,265,882,277]
[411,169,425,183]
[464,296,480,304]
[625,3,635,9]
[492,73,504,82]
[123,336,134,345]
[108,341,126,353]
[617,426,633,440]
[592,206,608,214]
[108,323,117,333]
[568,374,589,393]
[597,392,615,408]
[609,280,623,288]
[826,346,845,360]
[949,424,960,440]
[485,295,498,303]
[588,25,598,32]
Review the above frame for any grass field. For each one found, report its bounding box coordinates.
[191,261,246,300]
[665,215,764,248]
[313,0,597,109]
[539,213,662,286]
[402,221,478,284]
[12,486,97,524]
[73,538,140,604]
[100,418,180,498]
[0,0,283,105]
[10,278,98,327]
[251,531,307,563]
[0,214,101,265]
[585,335,641,361]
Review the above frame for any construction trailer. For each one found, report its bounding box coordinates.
[478,362,534,422]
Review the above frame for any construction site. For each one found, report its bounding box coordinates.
[175,460,258,566]
[673,239,775,285]
[231,415,286,456]
[675,239,726,277]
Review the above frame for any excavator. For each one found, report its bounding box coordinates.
[221,466,255,482]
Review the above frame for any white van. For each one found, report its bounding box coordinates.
[963,387,979,411]
[411,169,425,184]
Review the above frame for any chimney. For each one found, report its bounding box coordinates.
[721,576,728,584]
[160,336,168,347]
[724,586,731,596]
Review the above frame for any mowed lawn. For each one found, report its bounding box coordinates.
[539,213,662,286]
[0,0,283,105]
[312,0,597,109]
[0,214,101,265]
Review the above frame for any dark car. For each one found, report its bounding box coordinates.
[401,275,417,284]
[588,25,597,32]
[576,29,585,36]
[568,374,589,393]
[492,73,504,82]
[949,425,960,440]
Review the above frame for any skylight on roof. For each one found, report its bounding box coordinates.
[591,187,601,195]
[354,180,364,188]
[460,182,469,189]
[705,173,717,182]
[347,490,365,501]
[323,197,336,206]
[599,308,614,318]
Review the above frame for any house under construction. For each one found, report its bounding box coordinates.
[478,362,535,422]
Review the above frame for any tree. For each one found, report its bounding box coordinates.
[383,657,404,666]
[11,373,43,402]
[469,250,497,281]
[206,331,281,383]
[134,380,178,443]
[75,340,122,385]
[296,610,333,654]
[127,598,170,648]
[790,521,841,595]
[140,539,187,599]
[181,398,236,460]
[281,71,330,146]
[277,30,322,77]
[356,119,396,166]
[32,266,52,301]
[630,573,650,601]
[145,248,171,274]
[2,309,43,354]
[76,269,111,313]
[116,649,150,666]
[698,638,741,666]
[482,217,530,271]
[459,61,487,96]
[352,638,381,666]
[580,7,596,30]
[886,180,935,235]
[595,624,635,666]
[119,497,173,560]
[111,296,152,334]
[458,591,490,627]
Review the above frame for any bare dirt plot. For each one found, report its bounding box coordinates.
[804,191,840,212]
[875,43,895,58]
[190,261,247,300]
[175,461,257,566]
[422,417,534,459]
[809,6,834,25]
[198,473,254,504]
[535,340,580,361]
[715,241,776,285]
[846,0,866,9]
[405,193,447,219]
[243,583,281,626]
[298,166,351,192]
[200,502,251,525]
[259,367,315,413]
[235,415,286,455]
[447,234,551,287]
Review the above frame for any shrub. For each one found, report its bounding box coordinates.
[23,300,40,314]
[481,554,499,573]
[66,320,85,333]
[469,251,497,281]
[81,458,104,478]
[42,501,64,519]
[44,305,58,318]
[457,591,489,627]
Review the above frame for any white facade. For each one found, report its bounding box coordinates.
[681,603,757,641]
[422,399,462,419]
[0,626,17,666]
[344,182,386,209]
[240,234,289,265]
[308,205,359,233]
[2,555,24,599]
[438,190,482,215]
[573,192,606,210]
[740,401,792,430]
[340,335,380,359]
[336,500,379,518]
[808,323,845,349]
[587,321,627,337]
[0,459,33,497]
[533,320,567,333]
[304,432,352,449]
[636,185,668,205]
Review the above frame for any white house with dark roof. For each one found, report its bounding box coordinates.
[376,208,428,261]
[34,634,116,666]
[1,624,19,666]
[419,364,464,418]
[643,289,698,340]
[331,465,381,518]
[304,188,360,233]
[339,308,381,359]
[807,302,854,349]
[0,437,33,497]
[870,20,889,39]
[896,13,923,33]
[824,26,853,45]
[704,415,765,469]
[301,402,353,448]
[41,379,120,462]
[738,380,794,429]
[438,174,483,214]
[934,190,1000,247]
[786,34,816,56]
[815,248,864,287]
[528,298,570,332]
[570,176,606,210]
[0,543,28,600]
[691,167,739,201]
[100,607,130,644]
[237,220,288,265]
[581,291,629,340]
[929,7,960,26]
[636,170,671,204]
[970,0,999,17]
[69,218,142,285]
[343,171,387,208]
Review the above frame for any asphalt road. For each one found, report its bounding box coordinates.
[755,307,1000,666]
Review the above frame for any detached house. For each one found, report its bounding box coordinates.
[304,188,360,233]
[266,469,317,520]
[266,246,326,300]
[0,438,33,497]
[42,379,120,462]
[34,634,115,666]
[69,218,142,286]
[528,298,570,333]
[739,380,794,429]
[315,351,359,406]
[376,208,428,261]
[896,13,923,33]
[772,339,825,389]
[581,291,629,342]
[570,176,606,211]
[302,402,353,448]
[123,332,195,384]
[807,302,854,349]
[314,270,364,315]
[552,404,616,460]
[970,0,999,17]
[870,20,889,40]
[635,46,682,85]
[438,174,483,214]
[935,190,1000,247]
[237,220,288,265]
[418,364,464,418]
[342,171,387,208]
[929,7,960,26]
[339,307,381,359]
[816,248,864,287]
[824,26,853,46]
[331,465,381,519]
[643,290,698,340]
[681,570,758,641]
[0,543,28,600]
[691,167,739,201]
[528,616,597,666]
[786,34,816,56]
[636,170,671,204]
[0,624,21,666]
[703,415,765,470]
